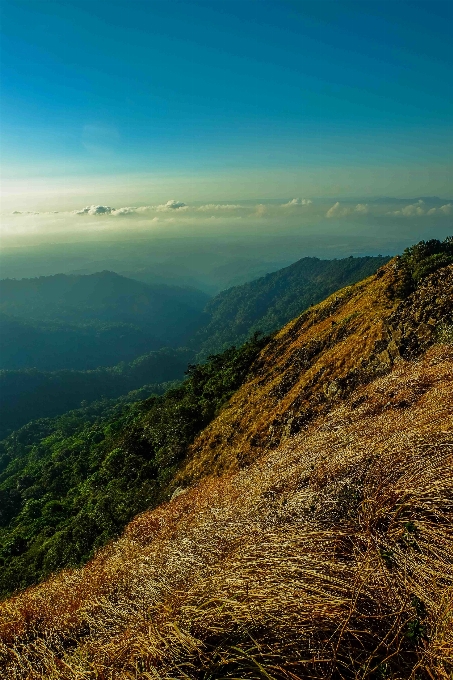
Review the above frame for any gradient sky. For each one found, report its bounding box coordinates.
[1,0,452,211]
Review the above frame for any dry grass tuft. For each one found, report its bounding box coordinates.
[1,345,452,679]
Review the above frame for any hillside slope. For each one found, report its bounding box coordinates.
[181,258,452,483]
[0,326,451,678]
[0,242,452,679]
[0,336,267,597]
[193,255,390,357]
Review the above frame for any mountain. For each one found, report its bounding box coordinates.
[0,238,452,679]
[0,256,390,430]
[193,254,391,358]
[0,347,194,439]
[0,271,209,370]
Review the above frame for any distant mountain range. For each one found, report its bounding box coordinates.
[0,272,208,370]
[0,254,392,434]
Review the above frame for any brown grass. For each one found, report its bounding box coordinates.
[1,344,452,679]
[178,262,403,483]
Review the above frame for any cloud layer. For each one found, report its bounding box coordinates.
[4,196,451,250]
[387,199,453,217]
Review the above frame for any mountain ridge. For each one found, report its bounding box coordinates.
[193,254,391,358]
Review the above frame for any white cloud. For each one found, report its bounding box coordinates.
[281,198,313,207]
[197,203,243,211]
[326,202,348,218]
[326,202,371,218]
[389,199,425,217]
[439,203,452,215]
[74,205,115,215]
[111,207,138,216]
[427,208,437,215]
[156,199,188,211]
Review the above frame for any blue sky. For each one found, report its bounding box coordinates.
[1,0,452,209]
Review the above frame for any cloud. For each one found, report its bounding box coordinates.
[326,202,371,218]
[326,202,348,218]
[111,207,138,216]
[74,205,115,215]
[197,204,243,211]
[281,198,312,207]
[423,203,452,216]
[388,200,426,217]
[255,204,268,217]
[156,199,188,211]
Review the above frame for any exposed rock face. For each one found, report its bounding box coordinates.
[178,262,453,484]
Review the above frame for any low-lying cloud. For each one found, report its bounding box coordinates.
[156,199,188,211]
[281,198,313,207]
[74,205,116,215]
[388,200,453,217]
[326,202,369,218]
[4,196,451,251]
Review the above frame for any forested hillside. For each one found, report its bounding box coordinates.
[0,347,194,438]
[0,334,267,597]
[0,271,208,370]
[193,254,391,357]
[0,239,452,679]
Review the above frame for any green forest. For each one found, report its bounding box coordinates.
[0,333,268,598]
[0,347,194,438]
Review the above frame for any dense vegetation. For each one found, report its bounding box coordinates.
[0,271,208,370]
[0,333,268,598]
[193,254,391,357]
[0,347,194,439]
[395,236,453,296]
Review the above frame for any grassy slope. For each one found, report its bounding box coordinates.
[180,260,452,485]
[0,257,452,678]
[0,347,451,678]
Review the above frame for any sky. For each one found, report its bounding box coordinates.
[0,0,452,252]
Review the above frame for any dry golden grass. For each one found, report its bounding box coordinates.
[178,262,403,483]
[1,344,452,679]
